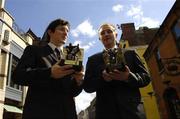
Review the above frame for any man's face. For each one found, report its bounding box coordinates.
[99,25,117,49]
[48,25,69,47]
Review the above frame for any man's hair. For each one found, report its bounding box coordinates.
[41,18,70,44]
[98,23,117,34]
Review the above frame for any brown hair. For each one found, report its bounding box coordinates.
[40,18,70,44]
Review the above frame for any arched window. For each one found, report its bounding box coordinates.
[163,87,180,119]
[172,19,180,52]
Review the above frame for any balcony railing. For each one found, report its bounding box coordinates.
[12,21,27,41]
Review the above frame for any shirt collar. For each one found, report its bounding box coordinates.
[104,45,118,51]
[48,42,63,52]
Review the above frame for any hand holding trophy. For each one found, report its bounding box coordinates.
[59,43,84,71]
[103,48,126,73]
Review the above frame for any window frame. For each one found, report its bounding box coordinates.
[171,19,180,52]
[155,48,164,72]
[7,53,22,91]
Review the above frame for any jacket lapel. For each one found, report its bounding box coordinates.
[41,45,58,67]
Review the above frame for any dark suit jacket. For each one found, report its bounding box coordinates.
[83,49,150,119]
[12,45,82,119]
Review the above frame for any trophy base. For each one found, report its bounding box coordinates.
[116,63,126,72]
[73,65,83,72]
[58,59,83,71]
[106,63,126,73]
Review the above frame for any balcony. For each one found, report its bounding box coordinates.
[5,86,22,102]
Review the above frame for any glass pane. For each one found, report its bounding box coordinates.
[174,20,180,39]
[9,55,22,90]
[156,49,164,71]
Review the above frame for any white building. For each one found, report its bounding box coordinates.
[0,0,35,118]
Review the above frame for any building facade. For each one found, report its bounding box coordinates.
[0,0,36,118]
[120,23,158,46]
[144,0,180,119]
[78,98,96,119]
[119,24,160,119]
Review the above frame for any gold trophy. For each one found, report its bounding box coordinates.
[103,48,126,73]
[59,43,84,71]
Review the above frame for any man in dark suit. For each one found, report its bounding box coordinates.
[12,18,83,119]
[83,23,151,119]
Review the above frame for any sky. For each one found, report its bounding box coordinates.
[5,0,176,114]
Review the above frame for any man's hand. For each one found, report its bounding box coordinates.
[102,70,113,82]
[51,64,75,79]
[72,67,84,86]
[102,65,130,81]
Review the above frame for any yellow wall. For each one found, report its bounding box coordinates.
[119,40,160,119]
[135,47,160,119]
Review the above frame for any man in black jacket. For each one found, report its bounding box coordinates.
[12,18,83,119]
[83,23,150,119]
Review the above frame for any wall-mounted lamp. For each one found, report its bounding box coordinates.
[162,56,180,76]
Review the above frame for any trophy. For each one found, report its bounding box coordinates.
[103,48,126,73]
[59,43,84,71]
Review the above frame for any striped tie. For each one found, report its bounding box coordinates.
[55,48,61,60]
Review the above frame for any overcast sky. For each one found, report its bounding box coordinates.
[5,0,176,113]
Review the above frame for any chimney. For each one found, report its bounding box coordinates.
[121,23,135,46]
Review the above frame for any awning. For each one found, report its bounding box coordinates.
[4,104,22,114]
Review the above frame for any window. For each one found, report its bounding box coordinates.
[163,88,180,119]
[155,49,164,71]
[6,54,22,101]
[172,19,180,51]
[6,54,22,91]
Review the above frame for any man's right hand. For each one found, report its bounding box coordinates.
[51,64,75,79]
[102,70,113,82]
[102,65,130,82]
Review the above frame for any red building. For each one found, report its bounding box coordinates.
[144,0,180,118]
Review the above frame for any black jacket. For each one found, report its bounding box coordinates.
[83,49,150,119]
[12,45,82,119]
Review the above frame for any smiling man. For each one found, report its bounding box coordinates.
[83,23,151,119]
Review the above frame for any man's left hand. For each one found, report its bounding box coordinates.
[72,68,84,86]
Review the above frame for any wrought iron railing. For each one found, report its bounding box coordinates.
[12,21,27,40]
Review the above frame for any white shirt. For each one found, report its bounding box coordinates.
[48,42,63,52]
[48,42,63,59]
